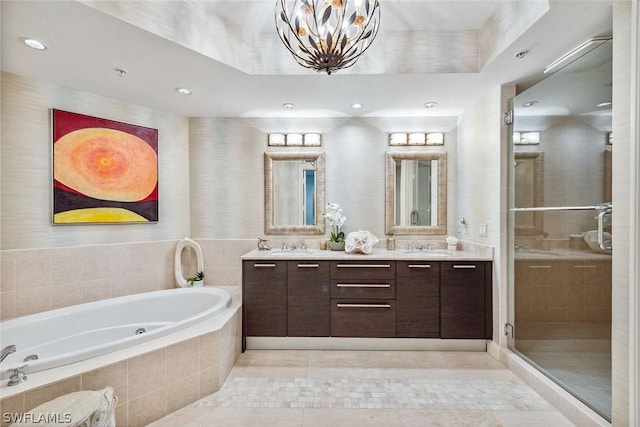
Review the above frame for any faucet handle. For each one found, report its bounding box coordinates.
[7,364,27,386]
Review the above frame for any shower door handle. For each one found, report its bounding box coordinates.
[597,208,612,251]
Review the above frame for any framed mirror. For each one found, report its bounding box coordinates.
[514,151,543,235]
[385,151,447,235]
[264,151,325,235]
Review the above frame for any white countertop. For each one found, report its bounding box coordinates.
[241,248,493,261]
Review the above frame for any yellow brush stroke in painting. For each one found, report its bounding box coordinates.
[54,208,148,223]
[54,128,157,202]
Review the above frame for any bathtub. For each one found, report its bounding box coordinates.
[0,287,231,379]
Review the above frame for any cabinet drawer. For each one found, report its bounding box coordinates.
[330,261,395,280]
[331,299,396,337]
[331,280,396,299]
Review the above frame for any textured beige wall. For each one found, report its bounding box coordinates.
[188,116,458,241]
[0,72,191,250]
[456,85,507,342]
[611,2,633,425]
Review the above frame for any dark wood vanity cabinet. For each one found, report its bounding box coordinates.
[287,261,331,337]
[242,257,492,345]
[330,261,397,338]
[440,261,492,339]
[242,260,287,337]
[396,261,440,338]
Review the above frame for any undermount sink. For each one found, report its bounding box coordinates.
[267,250,315,256]
[404,250,451,257]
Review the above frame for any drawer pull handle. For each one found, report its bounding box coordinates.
[336,303,391,309]
[336,264,391,268]
[297,264,320,268]
[453,265,477,269]
[253,263,276,268]
[528,265,552,269]
[408,264,431,268]
[336,283,391,288]
[574,265,597,268]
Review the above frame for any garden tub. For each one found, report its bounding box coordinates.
[0,287,231,379]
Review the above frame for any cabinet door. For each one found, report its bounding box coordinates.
[440,261,486,339]
[287,261,330,337]
[242,261,287,337]
[396,261,440,338]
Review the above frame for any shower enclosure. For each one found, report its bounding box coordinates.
[507,39,613,420]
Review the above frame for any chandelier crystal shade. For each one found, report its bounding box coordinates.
[275,0,380,75]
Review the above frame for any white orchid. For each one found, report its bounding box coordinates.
[324,203,347,242]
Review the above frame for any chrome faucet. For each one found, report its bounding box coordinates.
[1,345,16,363]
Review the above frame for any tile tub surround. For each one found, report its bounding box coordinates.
[149,349,574,427]
[0,287,241,427]
[0,238,255,321]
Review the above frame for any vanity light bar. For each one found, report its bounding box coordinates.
[513,131,540,145]
[389,132,444,146]
[268,133,321,147]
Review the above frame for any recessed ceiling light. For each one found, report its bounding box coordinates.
[177,88,192,95]
[424,102,438,108]
[351,103,363,109]
[596,101,612,107]
[283,103,295,110]
[22,38,47,50]
[115,68,127,77]
[514,50,529,59]
[522,101,538,107]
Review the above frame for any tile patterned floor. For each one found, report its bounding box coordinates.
[149,350,575,427]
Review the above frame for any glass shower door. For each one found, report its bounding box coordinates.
[507,39,613,420]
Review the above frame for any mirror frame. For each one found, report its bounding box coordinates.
[385,151,447,235]
[264,151,325,235]
[514,151,544,235]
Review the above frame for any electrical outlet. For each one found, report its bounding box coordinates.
[479,224,487,237]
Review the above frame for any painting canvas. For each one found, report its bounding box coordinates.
[52,109,158,224]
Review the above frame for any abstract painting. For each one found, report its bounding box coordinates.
[52,109,158,224]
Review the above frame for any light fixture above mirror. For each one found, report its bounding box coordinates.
[389,132,444,146]
[268,133,321,146]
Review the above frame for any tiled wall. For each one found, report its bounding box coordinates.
[0,239,257,321]
[1,241,176,320]
[0,307,241,427]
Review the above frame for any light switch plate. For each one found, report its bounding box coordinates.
[479,224,487,237]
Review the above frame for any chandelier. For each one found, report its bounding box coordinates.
[275,0,381,75]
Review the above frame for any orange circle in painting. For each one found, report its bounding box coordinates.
[54,207,149,223]
[54,128,157,202]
